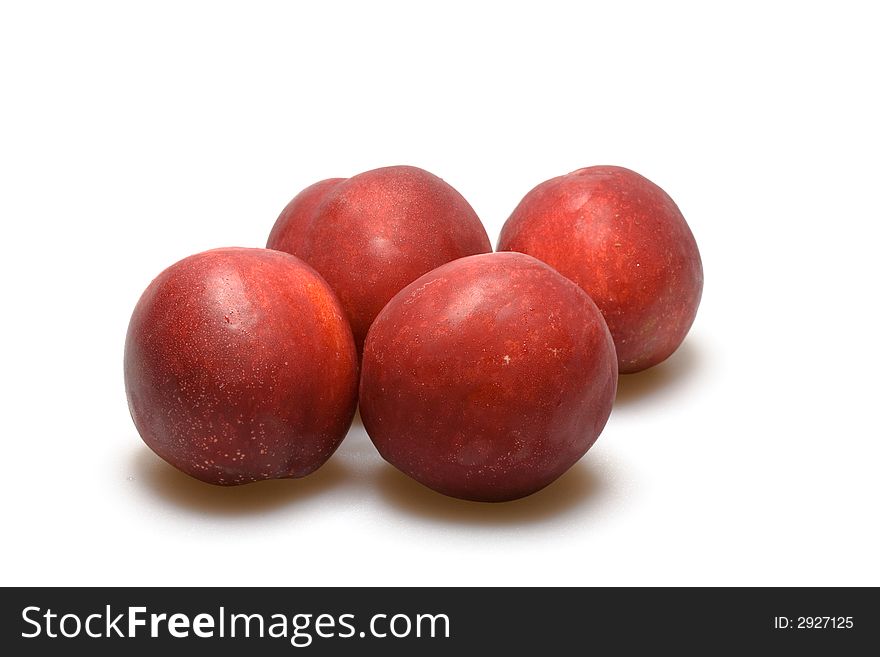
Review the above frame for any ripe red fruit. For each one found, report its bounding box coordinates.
[498,166,703,373]
[124,247,358,485]
[359,252,618,502]
[267,165,492,353]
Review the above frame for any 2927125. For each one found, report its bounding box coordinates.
[774,616,854,629]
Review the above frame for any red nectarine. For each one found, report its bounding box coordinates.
[359,252,618,502]
[498,166,703,373]
[124,247,359,485]
[267,166,492,352]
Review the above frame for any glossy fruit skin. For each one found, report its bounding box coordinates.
[267,165,492,353]
[266,178,345,256]
[498,166,703,373]
[359,252,618,502]
[124,247,358,485]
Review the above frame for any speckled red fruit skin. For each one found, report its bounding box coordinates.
[359,252,618,502]
[498,166,703,374]
[124,247,358,486]
[266,165,492,353]
[266,178,345,255]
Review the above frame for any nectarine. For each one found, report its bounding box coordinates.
[359,252,618,502]
[267,166,492,352]
[124,247,358,485]
[498,166,703,373]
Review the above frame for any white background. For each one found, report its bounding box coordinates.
[2,1,878,586]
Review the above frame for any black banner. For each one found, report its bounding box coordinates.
[1,587,876,654]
